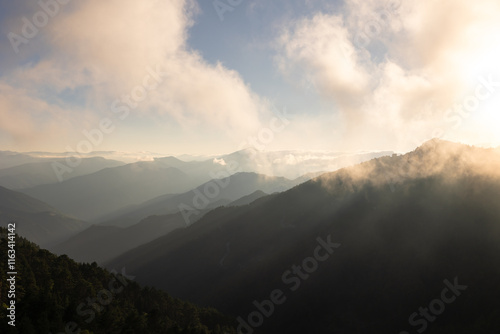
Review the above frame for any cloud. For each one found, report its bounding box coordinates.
[276,0,500,150]
[276,13,370,118]
[0,81,97,149]
[4,0,500,153]
[213,157,226,166]
[2,0,269,150]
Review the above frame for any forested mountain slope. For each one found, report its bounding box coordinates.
[109,140,500,333]
[0,229,236,334]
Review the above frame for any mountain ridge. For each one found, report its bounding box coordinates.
[107,139,500,333]
[0,186,89,247]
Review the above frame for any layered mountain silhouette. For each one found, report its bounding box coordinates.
[52,173,297,263]
[156,149,393,179]
[108,139,500,333]
[227,190,269,207]
[100,172,299,228]
[0,186,89,247]
[0,151,44,169]
[21,161,202,221]
[0,157,124,189]
[52,212,195,264]
[11,149,391,223]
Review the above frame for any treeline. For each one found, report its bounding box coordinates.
[0,227,236,334]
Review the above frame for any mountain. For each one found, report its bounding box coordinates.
[21,161,204,222]
[227,190,269,207]
[100,172,299,228]
[0,186,89,248]
[10,149,390,222]
[0,229,237,334]
[53,191,277,264]
[52,174,296,263]
[52,211,204,264]
[198,149,394,179]
[290,171,327,184]
[0,157,125,189]
[108,140,500,333]
[0,151,43,169]
[154,149,393,180]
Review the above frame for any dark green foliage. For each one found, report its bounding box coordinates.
[0,232,236,334]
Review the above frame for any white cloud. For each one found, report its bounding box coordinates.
[276,13,370,115]
[276,0,500,150]
[213,157,227,166]
[0,81,97,150]
[2,0,269,150]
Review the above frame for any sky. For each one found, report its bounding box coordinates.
[1,0,500,156]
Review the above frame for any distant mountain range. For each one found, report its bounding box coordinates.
[107,139,500,333]
[0,186,89,247]
[51,173,298,264]
[0,149,391,222]
[213,149,394,179]
[99,172,300,228]
[0,157,124,189]
[0,148,390,253]
[21,161,201,221]
[0,151,47,169]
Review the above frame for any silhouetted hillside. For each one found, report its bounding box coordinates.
[101,172,298,228]
[108,140,500,333]
[52,212,204,264]
[227,190,268,207]
[54,190,275,264]
[0,229,236,334]
[53,173,295,263]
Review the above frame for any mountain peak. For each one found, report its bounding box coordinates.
[418,138,462,150]
[412,138,476,159]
